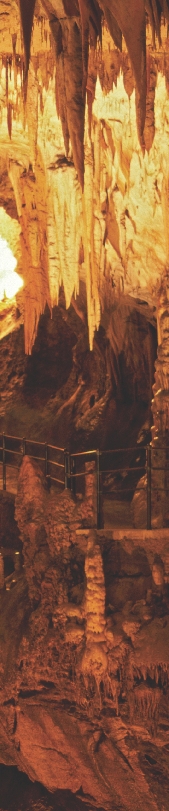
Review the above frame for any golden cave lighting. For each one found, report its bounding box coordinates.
[0,236,23,301]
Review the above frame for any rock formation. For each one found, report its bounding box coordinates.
[0,456,169,809]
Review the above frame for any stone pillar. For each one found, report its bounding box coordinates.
[151,270,169,526]
[85,460,104,528]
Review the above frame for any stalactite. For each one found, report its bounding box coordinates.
[152,0,162,44]
[51,19,69,157]
[14,0,169,193]
[145,0,156,46]
[47,164,82,311]
[12,33,17,56]
[50,19,72,160]
[78,0,101,109]
[144,53,157,151]
[9,156,51,355]
[78,0,89,97]
[4,3,169,359]
[7,102,12,139]
[122,53,135,99]
[26,62,38,168]
[18,0,36,79]
[103,6,122,51]
[61,18,85,189]
[86,46,97,136]
[101,0,146,146]
[6,59,8,101]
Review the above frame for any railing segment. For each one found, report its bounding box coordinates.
[0,433,169,530]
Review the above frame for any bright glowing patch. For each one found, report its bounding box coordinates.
[0,236,23,300]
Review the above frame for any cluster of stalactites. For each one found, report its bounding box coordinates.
[145,0,169,47]
[17,0,169,188]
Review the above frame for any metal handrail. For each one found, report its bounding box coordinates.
[0,433,66,492]
[48,442,65,452]
[0,432,23,442]
[1,434,169,531]
[72,449,96,457]
[2,448,22,456]
[47,460,64,468]
[0,434,65,453]
[99,465,145,473]
[25,439,46,447]
[97,446,148,453]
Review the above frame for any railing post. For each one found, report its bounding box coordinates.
[70,456,76,497]
[96,449,101,529]
[64,449,71,489]
[146,444,151,530]
[2,432,6,491]
[45,443,48,478]
[64,449,68,489]
[0,551,5,589]
[22,436,26,456]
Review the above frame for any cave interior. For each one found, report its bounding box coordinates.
[1,2,169,811]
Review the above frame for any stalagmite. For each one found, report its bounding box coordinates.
[152,560,164,587]
[81,530,107,686]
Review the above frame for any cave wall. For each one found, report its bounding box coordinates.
[0,298,156,451]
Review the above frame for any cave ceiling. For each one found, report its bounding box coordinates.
[1,2,169,350]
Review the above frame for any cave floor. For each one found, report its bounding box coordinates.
[103,497,132,528]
